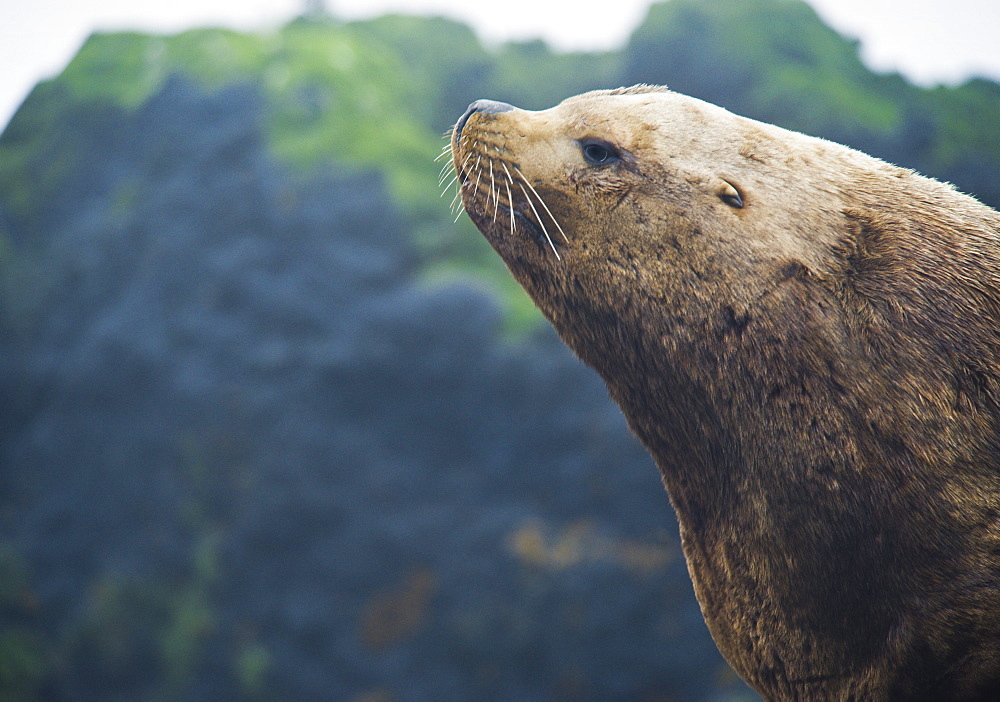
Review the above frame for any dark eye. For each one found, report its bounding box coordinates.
[580,140,620,166]
[719,181,744,209]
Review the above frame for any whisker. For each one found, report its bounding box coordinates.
[440,173,459,197]
[473,157,483,199]
[505,181,515,241]
[491,172,500,224]
[519,183,561,260]
[488,160,497,202]
[434,139,453,162]
[498,162,514,182]
[438,170,450,187]
[513,165,569,242]
[490,163,504,223]
[446,154,473,200]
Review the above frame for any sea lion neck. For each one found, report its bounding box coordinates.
[449,88,860,488]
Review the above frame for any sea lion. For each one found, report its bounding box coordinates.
[448,86,1000,700]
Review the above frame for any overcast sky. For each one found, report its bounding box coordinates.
[3,0,1000,128]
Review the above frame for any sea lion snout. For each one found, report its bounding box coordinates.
[455,99,515,139]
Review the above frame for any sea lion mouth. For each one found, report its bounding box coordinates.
[446,100,569,260]
[460,178,564,259]
[509,207,548,248]
[472,174,567,260]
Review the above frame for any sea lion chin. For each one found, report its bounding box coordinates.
[449,85,1000,700]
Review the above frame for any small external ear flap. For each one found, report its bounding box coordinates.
[719,181,744,209]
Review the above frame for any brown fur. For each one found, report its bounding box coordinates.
[450,86,1000,700]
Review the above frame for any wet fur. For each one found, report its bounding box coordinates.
[451,86,1000,700]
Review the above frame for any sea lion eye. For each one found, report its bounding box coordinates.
[719,181,744,209]
[579,139,620,166]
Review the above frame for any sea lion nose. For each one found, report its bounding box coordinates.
[455,99,515,137]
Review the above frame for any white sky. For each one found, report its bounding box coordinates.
[2,0,1000,129]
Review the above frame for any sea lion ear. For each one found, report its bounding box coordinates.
[718,180,744,209]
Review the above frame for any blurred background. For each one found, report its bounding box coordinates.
[1,1,999,700]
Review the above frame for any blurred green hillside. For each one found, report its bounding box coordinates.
[4,0,997,329]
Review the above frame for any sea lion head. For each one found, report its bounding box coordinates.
[449,85,876,412]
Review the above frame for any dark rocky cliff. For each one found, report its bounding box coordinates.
[0,76,744,700]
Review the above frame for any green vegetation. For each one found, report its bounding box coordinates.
[4,1,999,324]
[624,0,901,137]
[57,23,440,219]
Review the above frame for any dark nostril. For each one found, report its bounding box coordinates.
[455,99,515,138]
[469,99,515,115]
